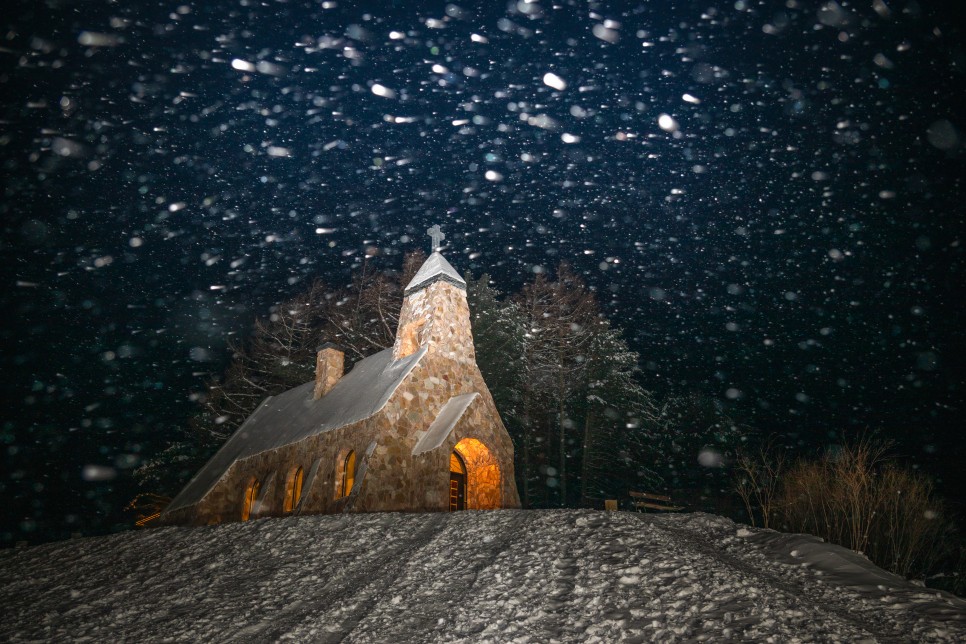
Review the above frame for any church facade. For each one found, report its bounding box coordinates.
[160,243,521,525]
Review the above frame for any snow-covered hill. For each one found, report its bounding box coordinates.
[2,510,964,642]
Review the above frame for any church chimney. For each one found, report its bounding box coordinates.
[313,343,344,400]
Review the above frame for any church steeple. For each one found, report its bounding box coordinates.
[392,226,475,363]
[404,251,466,296]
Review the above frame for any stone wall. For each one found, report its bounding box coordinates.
[161,417,378,525]
[393,281,476,365]
[162,267,520,525]
[165,347,519,525]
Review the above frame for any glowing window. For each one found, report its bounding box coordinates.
[242,478,260,521]
[341,451,356,497]
[284,466,304,513]
[397,319,426,358]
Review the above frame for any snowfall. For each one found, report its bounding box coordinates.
[2,510,965,642]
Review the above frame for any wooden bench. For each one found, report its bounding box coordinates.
[629,491,684,512]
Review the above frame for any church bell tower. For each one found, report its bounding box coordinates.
[392,225,476,365]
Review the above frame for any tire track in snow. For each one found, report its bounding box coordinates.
[4,510,963,642]
[196,516,365,641]
[640,514,903,642]
[343,510,534,641]
[528,511,885,642]
[251,513,449,642]
[519,510,613,640]
[343,510,600,643]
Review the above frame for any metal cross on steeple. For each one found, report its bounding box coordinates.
[427,224,445,252]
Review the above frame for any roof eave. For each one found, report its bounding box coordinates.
[404,273,467,297]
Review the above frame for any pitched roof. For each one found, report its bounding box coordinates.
[411,393,479,455]
[165,346,427,513]
[404,252,466,296]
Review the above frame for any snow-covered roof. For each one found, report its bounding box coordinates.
[165,346,427,513]
[411,393,479,456]
[404,252,466,296]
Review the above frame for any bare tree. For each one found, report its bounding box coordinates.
[504,263,675,508]
[138,253,426,496]
[516,265,617,506]
[734,439,787,529]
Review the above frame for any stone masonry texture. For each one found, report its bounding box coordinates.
[162,266,521,526]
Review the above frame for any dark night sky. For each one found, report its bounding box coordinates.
[1,0,964,545]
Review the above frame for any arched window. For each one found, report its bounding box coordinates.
[341,451,356,497]
[284,466,304,513]
[242,478,260,521]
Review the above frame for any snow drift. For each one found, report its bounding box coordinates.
[2,510,964,642]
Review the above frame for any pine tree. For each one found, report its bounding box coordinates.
[514,264,655,507]
[138,252,740,514]
[577,326,663,505]
[465,273,528,498]
[653,392,749,513]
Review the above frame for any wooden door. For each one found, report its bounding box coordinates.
[449,472,465,511]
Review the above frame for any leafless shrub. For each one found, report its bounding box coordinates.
[735,440,786,529]
[777,437,947,579]
[869,465,948,578]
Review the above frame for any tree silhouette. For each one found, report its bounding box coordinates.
[139,254,736,512]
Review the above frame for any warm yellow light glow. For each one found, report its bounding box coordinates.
[450,451,467,511]
[125,492,169,528]
[242,478,260,521]
[284,466,304,513]
[135,512,161,527]
[293,467,303,506]
[454,437,502,510]
[450,451,466,475]
[342,451,356,497]
[397,318,426,358]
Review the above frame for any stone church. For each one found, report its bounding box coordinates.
[160,232,521,525]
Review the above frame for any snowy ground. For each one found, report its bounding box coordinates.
[2,510,964,642]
